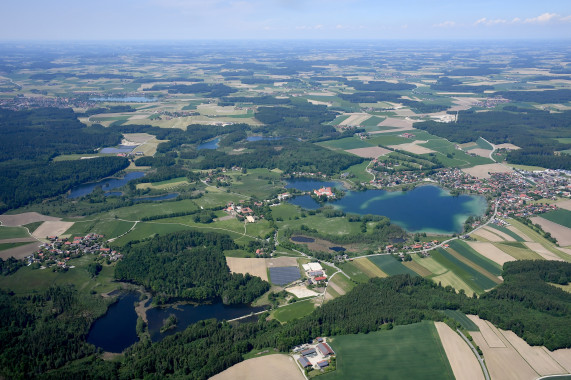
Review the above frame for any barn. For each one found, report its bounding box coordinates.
[316,343,335,356]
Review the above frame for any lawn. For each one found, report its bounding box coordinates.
[447,240,502,276]
[273,300,315,322]
[0,226,30,239]
[541,209,571,229]
[442,310,479,331]
[323,321,455,380]
[367,255,418,277]
[431,248,498,293]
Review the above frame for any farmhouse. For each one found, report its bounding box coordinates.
[316,343,335,357]
[317,360,329,368]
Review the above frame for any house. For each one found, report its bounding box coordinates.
[314,276,327,282]
[317,360,329,368]
[301,348,317,357]
[316,343,335,356]
[314,187,334,197]
[298,357,312,368]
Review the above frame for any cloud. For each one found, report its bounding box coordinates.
[475,18,507,26]
[434,21,456,28]
[524,13,558,23]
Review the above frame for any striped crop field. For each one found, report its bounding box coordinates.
[367,255,419,277]
[352,258,388,278]
[486,224,525,242]
[448,240,502,276]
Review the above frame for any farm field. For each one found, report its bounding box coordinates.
[402,260,432,276]
[211,354,304,380]
[32,221,75,239]
[367,255,418,277]
[481,225,516,242]
[465,242,516,266]
[328,273,354,296]
[467,315,571,380]
[323,321,454,380]
[495,242,545,260]
[0,226,30,239]
[472,228,504,242]
[531,216,571,247]
[441,310,479,331]
[430,248,498,293]
[226,257,268,281]
[273,300,315,323]
[434,322,484,380]
[64,219,135,240]
[447,240,502,276]
[486,224,525,242]
[462,163,514,179]
[338,261,370,283]
[0,212,61,227]
[508,219,571,257]
[318,137,373,151]
[352,258,387,278]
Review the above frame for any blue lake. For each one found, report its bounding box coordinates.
[331,185,487,234]
[197,137,220,150]
[68,171,145,198]
[288,195,321,210]
[147,302,266,342]
[91,96,156,102]
[87,292,139,353]
[134,193,179,202]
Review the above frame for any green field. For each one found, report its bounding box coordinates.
[367,133,410,146]
[0,255,119,296]
[271,203,301,221]
[486,224,525,242]
[338,261,370,283]
[495,243,543,260]
[98,199,201,221]
[475,137,493,150]
[367,255,418,276]
[64,220,135,240]
[111,222,193,246]
[273,300,315,322]
[447,240,502,276]
[442,310,479,331]
[329,115,351,126]
[323,321,454,380]
[541,209,571,229]
[361,116,385,127]
[0,226,30,239]
[431,248,498,293]
[343,161,374,183]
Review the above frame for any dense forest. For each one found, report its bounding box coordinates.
[115,231,270,304]
[415,110,571,169]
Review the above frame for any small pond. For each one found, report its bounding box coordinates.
[329,246,346,252]
[68,171,145,199]
[87,292,139,353]
[147,302,266,342]
[197,137,220,150]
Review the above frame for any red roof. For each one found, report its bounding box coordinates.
[314,276,327,281]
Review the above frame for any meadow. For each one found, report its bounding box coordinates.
[367,255,418,276]
[273,300,315,323]
[323,321,455,380]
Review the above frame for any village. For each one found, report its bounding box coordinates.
[27,233,122,270]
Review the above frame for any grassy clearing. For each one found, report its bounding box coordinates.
[323,321,454,380]
[431,249,497,293]
[330,273,356,294]
[448,240,502,276]
[486,224,525,242]
[338,261,370,283]
[64,220,135,240]
[368,255,418,276]
[541,209,571,229]
[551,283,571,293]
[343,161,374,183]
[495,243,543,260]
[402,260,433,277]
[0,255,120,296]
[352,258,388,278]
[0,226,30,239]
[273,300,315,323]
[442,310,479,331]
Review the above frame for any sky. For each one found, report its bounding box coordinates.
[2,0,571,40]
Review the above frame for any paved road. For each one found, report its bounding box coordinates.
[457,329,490,380]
